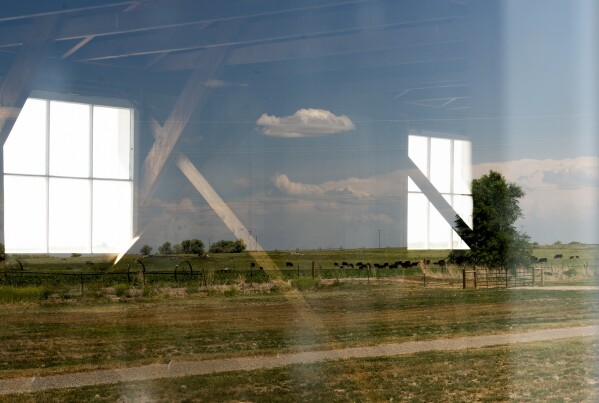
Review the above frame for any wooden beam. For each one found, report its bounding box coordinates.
[139,47,225,206]
[0,16,58,144]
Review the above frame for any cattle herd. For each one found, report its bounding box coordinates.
[284,259,446,269]
[531,254,579,264]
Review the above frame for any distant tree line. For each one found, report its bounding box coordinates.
[140,238,246,255]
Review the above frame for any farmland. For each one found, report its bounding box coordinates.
[0,243,598,400]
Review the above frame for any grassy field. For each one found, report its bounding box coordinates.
[0,282,598,381]
[6,337,599,402]
[0,244,598,400]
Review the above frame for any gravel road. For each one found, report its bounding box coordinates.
[2,325,598,396]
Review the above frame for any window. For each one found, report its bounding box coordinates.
[3,96,135,253]
[408,132,472,250]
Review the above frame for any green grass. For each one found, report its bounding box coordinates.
[8,337,599,402]
[0,286,50,303]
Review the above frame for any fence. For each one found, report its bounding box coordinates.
[462,267,544,289]
[2,260,456,288]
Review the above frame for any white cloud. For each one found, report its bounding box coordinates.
[274,174,372,199]
[256,108,355,138]
[473,157,599,243]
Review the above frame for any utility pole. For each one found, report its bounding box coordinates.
[378,229,381,249]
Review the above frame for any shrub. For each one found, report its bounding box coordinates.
[290,277,320,291]
[114,283,128,297]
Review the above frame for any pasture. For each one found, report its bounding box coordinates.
[0,243,598,400]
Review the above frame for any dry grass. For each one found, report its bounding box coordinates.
[0,283,598,380]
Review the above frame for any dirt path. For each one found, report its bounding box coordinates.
[2,325,598,396]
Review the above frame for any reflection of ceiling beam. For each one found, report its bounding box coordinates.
[0,1,134,23]
[0,0,465,50]
[0,17,58,144]
[140,48,225,206]
[61,36,95,59]
[75,15,468,63]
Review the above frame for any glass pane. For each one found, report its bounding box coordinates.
[49,101,90,178]
[4,175,47,253]
[93,106,132,179]
[428,198,452,249]
[4,98,47,175]
[429,138,452,194]
[92,180,133,253]
[48,178,91,253]
[453,140,472,195]
[408,135,428,180]
[407,193,428,249]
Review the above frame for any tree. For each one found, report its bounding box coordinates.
[139,245,153,255]
[171,243,183,254]
[158,241,173,255]
[181,239,204,254]
[209,239,246,253]
[0,243,4,261]
[455,170,531,269]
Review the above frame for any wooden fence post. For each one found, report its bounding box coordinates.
[474,269,477,289]
[462,269,466,289]
[311,261,315,279]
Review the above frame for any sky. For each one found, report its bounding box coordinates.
[132,0,599,252]
[3,1,597,253]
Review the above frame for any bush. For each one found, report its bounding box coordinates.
[290,277,320,291]
[114,283,128,297]
[209,239,246,253]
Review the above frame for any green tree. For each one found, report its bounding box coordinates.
[139,244,152,255]
[181,239,204,254]
[171,243,182,254]
[209,239,246,253]
[455,170,531,269]
[158,241,173,255]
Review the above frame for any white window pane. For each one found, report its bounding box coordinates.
[453,140,472,194]
[4,175,47,253]
[453,195,473,229]
[92,180,133,253]
[93,106,131,179]
[407,177,421,192]
[4,99,47,175]
[430,137,451,194]
[408,193,428,249]
[48,178,91,253]
[49,101,90,177]
[428,199,452,249]
[408,135,429,177]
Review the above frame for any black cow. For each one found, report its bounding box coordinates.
[334,262,339,266]
[538,257,548,263]
[554,254,563,259]
[251,262,256,267]
[286,261,293,267]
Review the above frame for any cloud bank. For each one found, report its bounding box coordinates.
[256,108,355,138]
[473,156,599,243]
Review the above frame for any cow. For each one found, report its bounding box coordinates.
[437,259,446,267]
[554,254,563,259]
[538,257,548,263]
[333,262,339,266]
[251,262,256,267]
[570,256,575,259]
[285,261,293,267]
[342,261,349,266]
